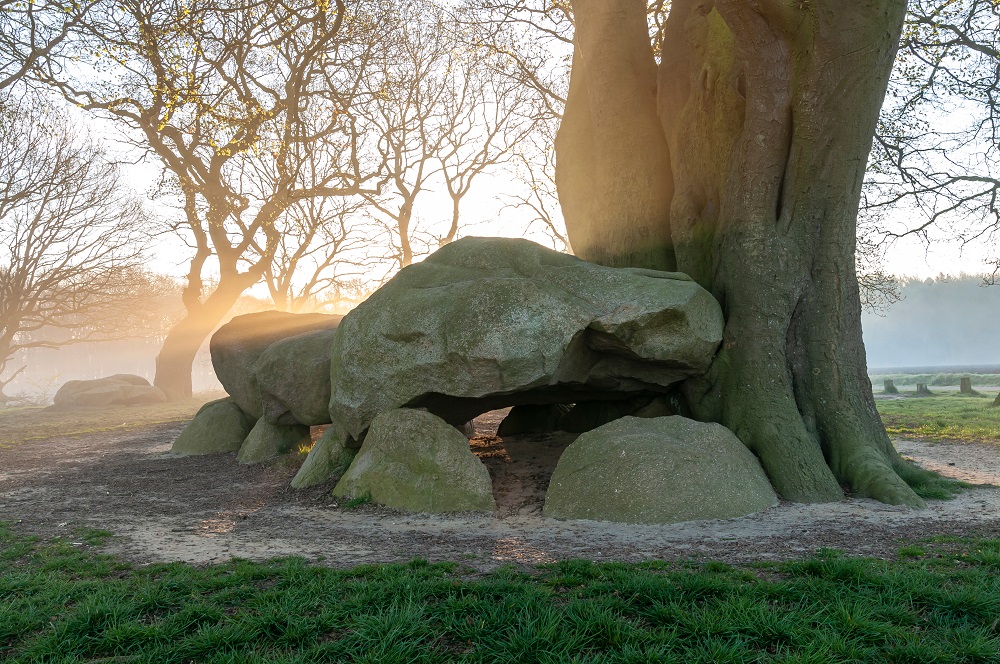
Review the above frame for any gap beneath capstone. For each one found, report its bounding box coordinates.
[467,408,579,518]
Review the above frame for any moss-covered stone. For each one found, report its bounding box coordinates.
[237,419,310,464]
[210,311,340,418]
[294,236,723,487]
[332,409,496,513]
[544,416,777,524]
[171,399,255,455]
[254,327,339,426]
[290,425,356,488]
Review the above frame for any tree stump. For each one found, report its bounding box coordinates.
[960,377,975,395]
[883,379,898,394]
[915,383,932,396]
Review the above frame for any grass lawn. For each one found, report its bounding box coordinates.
[2,524,999,663]
[876,395,1000,445]
[0,393,223,450]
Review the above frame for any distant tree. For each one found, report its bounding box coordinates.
[359,0,537,267]
[37,0,389,399]
[459,0,570,247]
[866,0,1000,264]
[0,0,88,92]
[262,195,378,313]
[499,113,568,250]
[0,101,148,402]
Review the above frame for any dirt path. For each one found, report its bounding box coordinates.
[1,411,999,570]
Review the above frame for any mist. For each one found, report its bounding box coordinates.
[862,274,1000,370]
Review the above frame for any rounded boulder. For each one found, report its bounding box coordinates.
[332,408,496,513]
[543,416,777,524]
[210,311,340,418]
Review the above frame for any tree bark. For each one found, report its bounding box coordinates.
[554,0,675,270]
[153,285,246,401]
[559,0,923,506]
[399,200,415,267]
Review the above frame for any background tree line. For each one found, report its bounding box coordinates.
[0,0,555,401]
[0,0,996,403]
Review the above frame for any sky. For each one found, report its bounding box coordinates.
[129,154,995,285]
[882,234,995,279]
[101,100,995,285]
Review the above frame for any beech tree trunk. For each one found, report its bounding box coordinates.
[557,0,924,506]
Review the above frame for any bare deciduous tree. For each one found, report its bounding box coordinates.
[359,0,540,267]
[435,32,541,247]
[0,0,89,92]
[866,0,1000,262]
[0,101,148,401]
[263,195,377,313]
[37,0,389,399]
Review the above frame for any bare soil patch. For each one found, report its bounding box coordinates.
[1,408,999,571]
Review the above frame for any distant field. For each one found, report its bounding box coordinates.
[869,372,1000,388]
[0,393,222,449]
[876,395,1000,444]
[868,364,1000,375]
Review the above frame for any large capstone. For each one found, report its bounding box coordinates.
[171,398,256,455]
[254,327,338,426]
[293,236,723,487]
[543,416,778,524]
[211,311,341,419]
[332,408,496,513]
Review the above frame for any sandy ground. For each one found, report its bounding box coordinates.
[1,410,999,571]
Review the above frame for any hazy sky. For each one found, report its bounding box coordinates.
[114,123,995,283]
[884,235,994,279]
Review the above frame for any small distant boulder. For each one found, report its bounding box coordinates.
[211,311,341,419]
[52,374,166,408]
[543,416,778,524]
[332,408,496,513]
[254,327,339,426]
[237,419,310,464]
[171,398,255,455]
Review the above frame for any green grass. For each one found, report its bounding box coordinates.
[876,395,1000,444]
[870,372,1000,389]
[895,460,974,499]
[343,492,372,509]
[3,523,1000,662]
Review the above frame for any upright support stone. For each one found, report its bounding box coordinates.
[883,379,898,395]
[915,383,932,396]
[992,392,1000,407]
[960,377,974,395]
